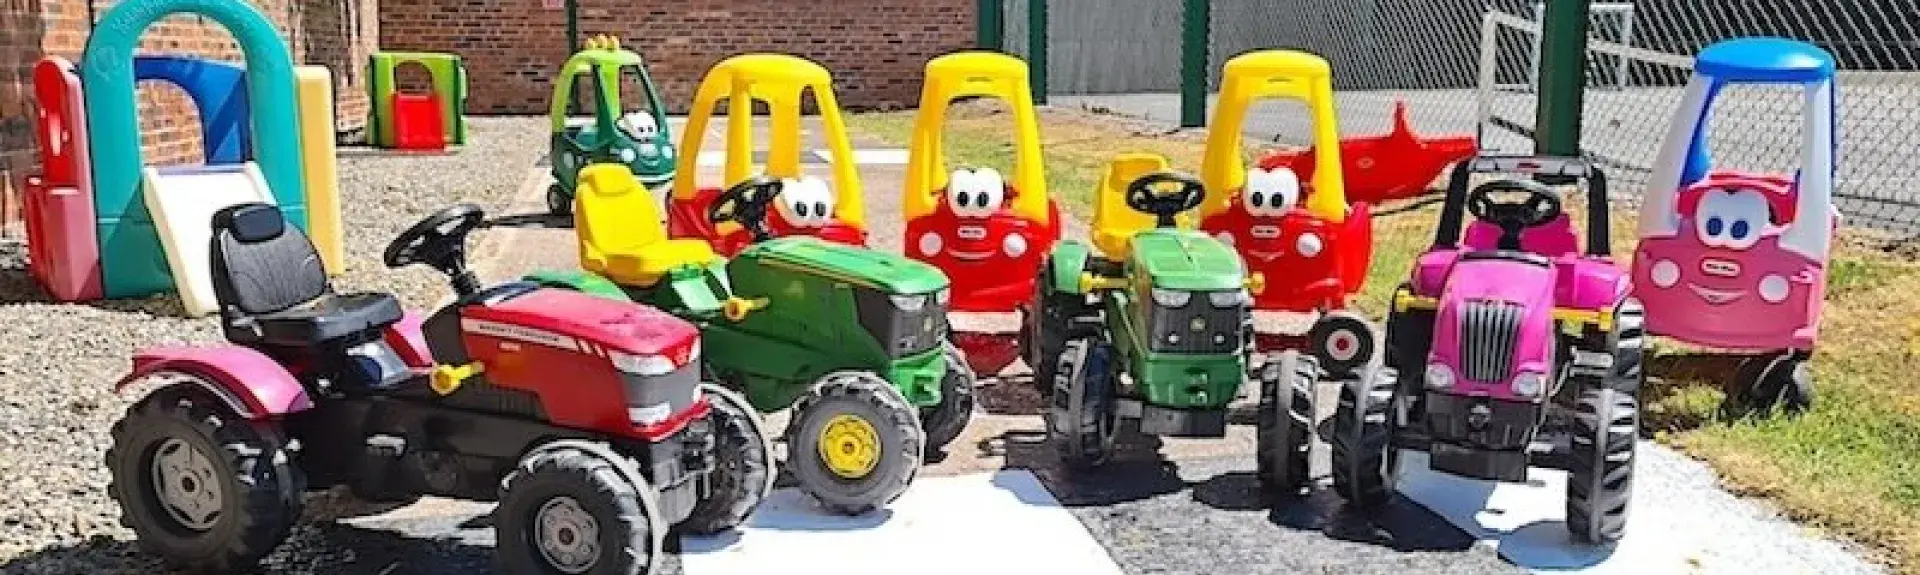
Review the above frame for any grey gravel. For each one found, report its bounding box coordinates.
[0,116,548,573]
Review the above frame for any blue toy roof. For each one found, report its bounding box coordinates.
[1695,37,1836,83]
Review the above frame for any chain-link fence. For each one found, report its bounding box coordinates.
[1006,0,1920,238]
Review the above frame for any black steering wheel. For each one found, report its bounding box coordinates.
[1125,171,1207,228]
[385,204,487,296]
[708,175,785,243]
[1466,179,1563,250]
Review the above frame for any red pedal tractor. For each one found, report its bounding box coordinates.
[1198,50,1376,379]
[106,204,773,574]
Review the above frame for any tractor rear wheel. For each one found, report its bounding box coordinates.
[106,383,304,573]
[786,372,925,516]
[1331,364,1397,508]
[1257,351,1315,499]
[1050,336,1118,470]
[920,342,978,453]
[679,384,776,535]
[1566,386,1637,543]
[496,441,665,575]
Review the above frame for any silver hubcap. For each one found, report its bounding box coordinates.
[535,496,600,573]
[150,437,224,531]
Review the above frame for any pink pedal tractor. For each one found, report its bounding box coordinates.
[1632,37,1840,417]
[1332,156,1646,544]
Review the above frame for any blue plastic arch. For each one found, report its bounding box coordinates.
[83,0,306,298]
[1677,38,1837,188]
[134,56,253,165]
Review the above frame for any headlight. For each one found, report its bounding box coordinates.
[918,232,943,257]
[1151,288,1192,308]
[618,148,638,163]
[611,350,678,376]
[1426,363,1454,390]
[1295,232,1324,258]
[1207,289,1249,308]
[1511,371,1548,398]
[660,145,675,160]
[1002,233,1028,257]
[889,293,927,312]
[932,288,951,307]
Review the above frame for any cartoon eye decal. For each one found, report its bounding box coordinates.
[947,167,1006,218]
[776,176,835,228]
[1243,167,1300,217]
[1693,187,1769,250]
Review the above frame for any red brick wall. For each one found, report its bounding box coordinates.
[0,0,378,232]
[379,0,978,115]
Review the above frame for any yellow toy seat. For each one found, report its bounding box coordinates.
[1090,153,1189,259]
[575,164,716,287]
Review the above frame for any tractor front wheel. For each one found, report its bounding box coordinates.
[495,441,666,575]
[1028,263,1091,397]
[1331,364,1397,508]
[1566,386,1637,543]
[1050,337,1118,470]
[786,372,925,516]
[107,384,305,573]
[678,384,776,535]
[1309,310,1376,380]
[1257,351,1315,499]
[920,343,978,453]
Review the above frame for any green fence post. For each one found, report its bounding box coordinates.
[565,0,582,116]
[1534,0,1591,159]
[978,0,1004,50]
[1180,0,1210,128]
[1029,0,1048,105]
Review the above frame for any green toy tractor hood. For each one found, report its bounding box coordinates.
[744,237,949,295]
[1130,229,1247,292]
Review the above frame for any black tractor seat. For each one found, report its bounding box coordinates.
[209,203,404,349]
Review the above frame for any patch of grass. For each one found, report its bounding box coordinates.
[848,104,1920,573]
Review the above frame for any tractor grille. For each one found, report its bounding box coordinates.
[621,361,702,425]
[1460,299,1523,382]
[1148,295,1246,355]
[854,290,948,358]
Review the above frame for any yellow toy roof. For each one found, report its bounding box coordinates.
[901,51,1049,224]
[1198,49,1348,223]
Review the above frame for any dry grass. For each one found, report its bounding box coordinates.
[849,102,1920,572]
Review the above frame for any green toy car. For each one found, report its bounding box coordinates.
[546,35,676,215]
[527,169,974,514]
[1033,159,1314,497]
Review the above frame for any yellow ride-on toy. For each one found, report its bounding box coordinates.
[666,54,868,256]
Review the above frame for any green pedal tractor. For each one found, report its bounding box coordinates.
[528,164,973,514]
[1033,155,1315,496]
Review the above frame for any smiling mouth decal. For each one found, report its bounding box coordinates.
[948,250,994,261]
[1686,283,1746,305]
[1246,250,1284,262]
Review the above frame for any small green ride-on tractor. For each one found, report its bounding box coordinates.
[528,165,974,514]
[1033,155,1316,497]
[546,35,677,215]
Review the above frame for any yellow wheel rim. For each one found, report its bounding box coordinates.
[816,414,882,479]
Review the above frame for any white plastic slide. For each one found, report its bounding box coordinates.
[142,162,277,317]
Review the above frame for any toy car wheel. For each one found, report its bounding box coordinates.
[1028,264,1090,397]
[496,440,666,575]
[1566,386,1637,544]
[1309,310,1376,380]
[106,383,304,573]
[1331,364,1397,509]
[920,342,978,453]
[1257,351,1316,498]
[1050,336,1118,470]
[547,183,573,216]
[786,371,926,516]
[678,384,776,535]
[1742,352,1815,419]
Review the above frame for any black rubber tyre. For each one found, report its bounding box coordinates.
[1566,386,1637,544]
[1331,364,1397,509]
[1599,298,1647,394]
[1309,310,1377,380]
[785,372,926,516]
[1257,351,1316,499]
[548,183,573,216]
[1050,336,1118,470]
[920,342,978,453]
[495,441,665,575]
[678,384,776,535]
[1747,353,1815,418]
[106,383,304,574]
[1028,260,1091,397]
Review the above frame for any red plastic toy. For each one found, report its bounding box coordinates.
[1254,100,1477,205]
[390,92,449,151]
[23,56,104,302]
